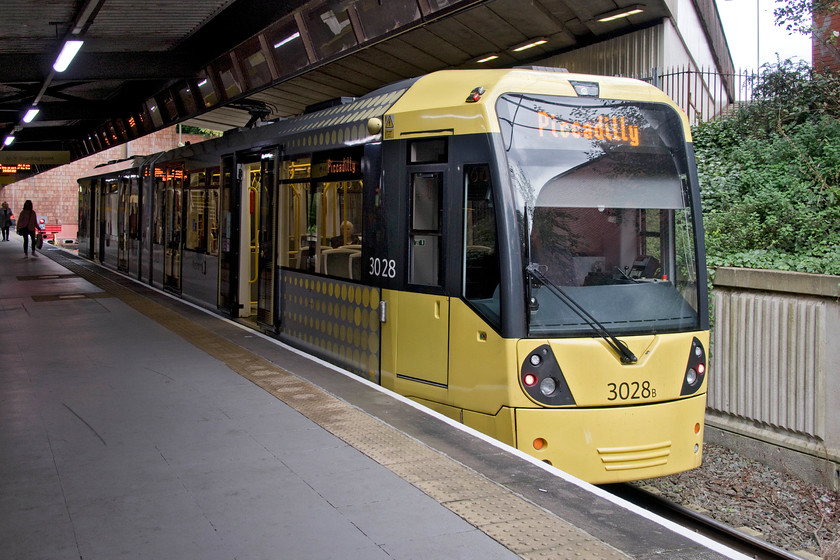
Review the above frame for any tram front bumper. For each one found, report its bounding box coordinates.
[515,394,706,485]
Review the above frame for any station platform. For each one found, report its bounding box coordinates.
[1,235,744,560]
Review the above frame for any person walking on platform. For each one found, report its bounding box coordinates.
[0,201,11,241]
[16,200,39,258]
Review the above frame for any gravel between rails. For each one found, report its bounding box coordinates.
[632,443,840,559]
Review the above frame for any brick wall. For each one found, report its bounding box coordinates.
[0,127,208,240]
[813,12,840,72]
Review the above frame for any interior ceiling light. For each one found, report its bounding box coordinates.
[53,40,84,72]
[23,108,40,123]
[3,136,15,146]
[596,5,644,22]
[512,39,548,52]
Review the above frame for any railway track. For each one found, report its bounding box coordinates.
[604,483,805,560]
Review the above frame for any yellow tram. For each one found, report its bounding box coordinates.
[78,67,709,484]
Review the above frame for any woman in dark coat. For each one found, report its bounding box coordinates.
[16,199,39,258]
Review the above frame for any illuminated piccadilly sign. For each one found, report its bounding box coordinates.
[537,112,641,147]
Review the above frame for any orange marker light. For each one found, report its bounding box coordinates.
[694,423,701,434]
[533,438,547,450]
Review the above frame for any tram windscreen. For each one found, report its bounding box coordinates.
[497,93,701,336]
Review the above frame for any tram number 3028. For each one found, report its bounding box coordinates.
[607,381,656,401]
[369,257,397,279]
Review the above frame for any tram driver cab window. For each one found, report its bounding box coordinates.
[464,164,501,328]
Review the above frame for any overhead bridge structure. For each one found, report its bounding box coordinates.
[0,0,734,164]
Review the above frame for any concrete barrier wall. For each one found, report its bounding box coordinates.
[707,267,840,490]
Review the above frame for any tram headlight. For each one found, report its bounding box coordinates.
[529,354,542,366]
[685,368,697,386]
[539,377,558,397]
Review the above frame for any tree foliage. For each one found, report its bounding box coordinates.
[774,0,839,35]
[693,61,840,274]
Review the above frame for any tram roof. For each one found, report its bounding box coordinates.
[0,0,732,168]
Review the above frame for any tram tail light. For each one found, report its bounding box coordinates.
[680,337,706,395]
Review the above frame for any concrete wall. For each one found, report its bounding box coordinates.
[0,127,206,241]
[707,267,840,490]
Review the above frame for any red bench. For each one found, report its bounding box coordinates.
[41,224,62,242]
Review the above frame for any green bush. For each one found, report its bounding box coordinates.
[694,61,840,275]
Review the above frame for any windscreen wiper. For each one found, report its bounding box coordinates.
[526,264,638,364]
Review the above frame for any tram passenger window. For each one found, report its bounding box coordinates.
[182,168,220,255]
[153,177,165,245]
[207,169,220,254]
[464,165,501,327]
[185,187,206,252]
[281,157,313,271]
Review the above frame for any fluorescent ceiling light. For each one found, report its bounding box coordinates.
[23,108,40,123]
[53,40,84,72]
[477,54,499,63]
[512,39,547,52]
[3,136,14,146]
[274,32,300,49]
[596,5,644,22]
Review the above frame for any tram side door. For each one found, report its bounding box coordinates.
[218,156,241,316]
[117,177,129,272]
[218,153,271,321]
[394,165,450,387]
[163,166,184,292]
[256,151,278,328]
[97,181,106,262]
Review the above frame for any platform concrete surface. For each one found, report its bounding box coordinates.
[1,236,745,560]
[0,238,522,560]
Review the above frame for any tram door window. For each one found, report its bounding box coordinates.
[128,175,140,278]
[463,164,501,328]
[78,179,93,258]
[409,172,442,286]
[117,177,129,272]
[101,179,118,263]
[163,165,184,291]
[218,158,238,314]
[256,153,278,328]
[242,162,262,318]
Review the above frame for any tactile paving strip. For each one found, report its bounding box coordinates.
[44,249,629,559]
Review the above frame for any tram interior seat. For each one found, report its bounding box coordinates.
[296,246,311,270]
[322,246,361,279]
[349,252,362,280]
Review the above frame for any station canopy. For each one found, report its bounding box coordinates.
[1,0,684,165]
